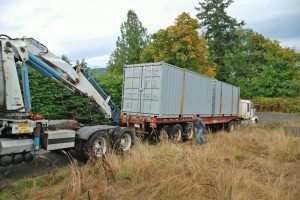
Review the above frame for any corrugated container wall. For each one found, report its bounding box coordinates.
[212,81,240,116]
[183,71,213,116]
[122,62,239,118]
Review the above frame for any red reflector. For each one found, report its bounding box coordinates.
[29,114,43,120]
[16,104,21,106]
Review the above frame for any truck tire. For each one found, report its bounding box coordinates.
[227,121,235,133]
[113,128,135,152]
[234,121,241,129]
[183,123,195,142]
[81,131,111,160]
[170,124,183,142]
[158,127,171,142]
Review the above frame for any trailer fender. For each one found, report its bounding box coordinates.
[76,125,116,140]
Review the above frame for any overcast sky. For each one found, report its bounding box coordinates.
[1,0,299,68]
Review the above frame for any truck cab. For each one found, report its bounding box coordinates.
[238,99,258,124]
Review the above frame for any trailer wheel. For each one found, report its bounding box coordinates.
[234,121,241,129]
[227,121,235,133]
[183,123,195,142]
[81,131,111,160]
[170,124,183,142]
[158,127,171,142]
[114,128,135,152]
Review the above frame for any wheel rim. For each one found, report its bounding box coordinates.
[187,128,194,139]
[120,133,132,151]
[92,137,107,158]
[230,124,234,132]
[159,129,169,142]
[174,129,182,142]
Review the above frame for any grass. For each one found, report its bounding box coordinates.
[1,120,300,200]
[116,169,133,180]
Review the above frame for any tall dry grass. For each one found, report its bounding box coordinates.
[2,121,300,200]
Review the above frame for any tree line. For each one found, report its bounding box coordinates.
[107,0,299,99]
[27,0,299,121]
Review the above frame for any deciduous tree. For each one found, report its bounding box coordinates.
[141,12,215,77]
[224,28,299,98]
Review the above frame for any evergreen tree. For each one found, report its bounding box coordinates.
[75,59,88,69]
[107,10,149,74]
[61,54,71,65]
[196,0,244,81]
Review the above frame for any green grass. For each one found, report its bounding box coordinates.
[116,169,133,180]
[234,150,244,161]
[0,192,14,200]
[0,168,70,200]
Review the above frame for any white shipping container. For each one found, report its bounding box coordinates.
[182,71,214,116]
[122,62,239,118]
[213,81,240,116]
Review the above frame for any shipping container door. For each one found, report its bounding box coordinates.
[140,65,162,116]
[122,66,142,114]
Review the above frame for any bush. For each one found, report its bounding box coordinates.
[253,97,300,113]
[25,67,122,124]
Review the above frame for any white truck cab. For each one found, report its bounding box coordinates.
[238,99,258,124]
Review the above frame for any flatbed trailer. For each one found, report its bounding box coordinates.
[121,114,239,131]
[121,113,243,142]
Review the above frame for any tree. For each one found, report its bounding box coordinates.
[294,53,300,95]
[93,72,123,108]
[107,10,149,74]
[196,0,244,81]
[223,28,299,98]
[75,59,88,70]
[141,12,215,77]
[61,54,71,65]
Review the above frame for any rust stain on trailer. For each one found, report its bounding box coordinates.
[121,112,238,133]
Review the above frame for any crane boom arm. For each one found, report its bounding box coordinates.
[0,35,120,123]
